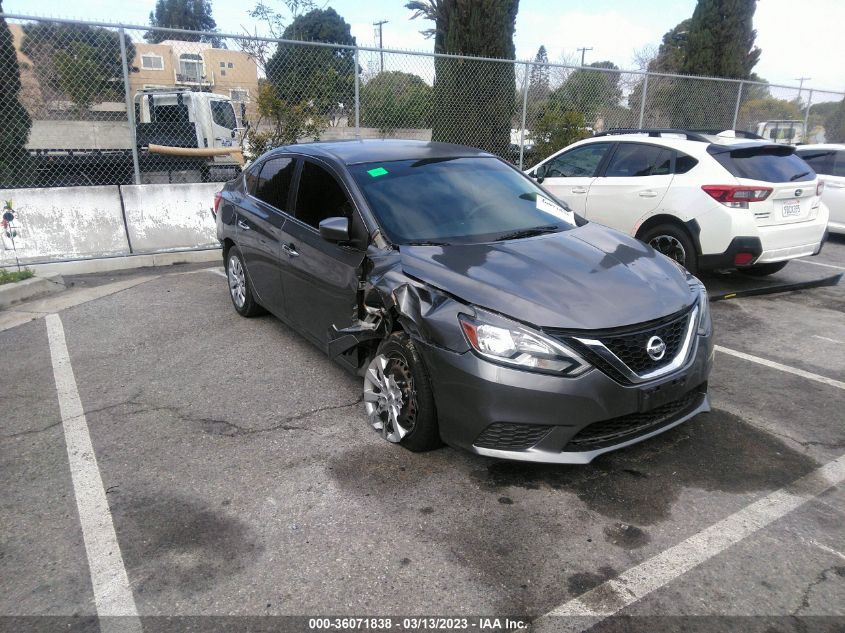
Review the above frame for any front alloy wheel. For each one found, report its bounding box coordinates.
[363,353,417,443]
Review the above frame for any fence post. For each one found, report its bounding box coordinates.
[638,73,649,128]
[803,89,813,141]
[354,47,361,139]
[732,81,744,130]
[518,60,530,170]
[118,28,141,185]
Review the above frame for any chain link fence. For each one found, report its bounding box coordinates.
[2,13,843,189]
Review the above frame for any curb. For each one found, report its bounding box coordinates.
[19,248,222,277]
[0,274,66,309]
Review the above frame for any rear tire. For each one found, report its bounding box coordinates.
[363,332,441,452]
[639,223,699,275]
[740,261,789,276]
[225,246,265,317]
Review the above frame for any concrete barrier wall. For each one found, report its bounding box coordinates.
[120,183,221,253]
[0,186,130,266]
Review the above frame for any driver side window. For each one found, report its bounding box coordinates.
[545,143,610,177]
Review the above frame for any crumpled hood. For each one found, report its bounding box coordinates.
[398,223,695,330]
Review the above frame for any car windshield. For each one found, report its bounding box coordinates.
[349,157,576,245]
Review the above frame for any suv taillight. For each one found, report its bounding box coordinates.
[817,181,824,196]
[702,185,772,209]
[212,191,222,219]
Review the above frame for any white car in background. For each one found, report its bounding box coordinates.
[795,144,845,234]
[527,129,829,275]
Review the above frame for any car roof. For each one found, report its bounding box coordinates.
[268,139,495,166]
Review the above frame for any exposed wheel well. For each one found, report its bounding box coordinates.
[221,238,235,262]
[635,215,699,255]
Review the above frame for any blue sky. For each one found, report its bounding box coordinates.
[5,0,844,92]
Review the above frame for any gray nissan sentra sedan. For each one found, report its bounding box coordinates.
[214,140,714,464]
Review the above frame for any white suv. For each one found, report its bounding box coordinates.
[527,129,829,275]
[795,144,845,234]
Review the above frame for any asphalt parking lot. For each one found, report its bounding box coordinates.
[2,238,844,633]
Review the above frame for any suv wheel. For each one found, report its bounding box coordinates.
[363,332,441,452]
[740,261,789,276]
[640,224,698,275]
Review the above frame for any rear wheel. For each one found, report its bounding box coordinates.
[740,261,789,276]
[225,246,265,317]
[639,224,699,275]
[363,332,441,452]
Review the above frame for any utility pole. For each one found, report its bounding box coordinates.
[794,76,811,104]
[577,46,593,67]
[373,20,388,72]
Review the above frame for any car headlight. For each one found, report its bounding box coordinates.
[458,313,591,376]
[697,283,711,336]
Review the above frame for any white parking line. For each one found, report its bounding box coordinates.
[207,267,227,278]
[542,452,845,628]
[46,314,142,633]
[794,258,845,271]
[715,345,845,390]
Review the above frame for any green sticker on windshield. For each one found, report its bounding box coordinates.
[367,167,389,177]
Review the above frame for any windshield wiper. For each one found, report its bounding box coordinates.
[494,225,560,241]
[790,171,811,181]
[403,240,449,246]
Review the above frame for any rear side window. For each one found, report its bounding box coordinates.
[796,150,834,175]
[255,157,295,210]
[674,152,698,174]
[605,144,672,177]
[712,146,815,182]
[294,161,354,229]
[836,152,845,177]
[544,143,610,177]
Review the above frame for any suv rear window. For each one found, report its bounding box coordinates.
[711,146,815,183]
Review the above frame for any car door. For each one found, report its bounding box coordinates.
[827,151,845,226]
[236,156,296,314]
[209,99,238,150]
[532,143,613,214]
[585,142,675,232]
[278,159,368,352]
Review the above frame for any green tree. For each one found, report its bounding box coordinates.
[360,71,432,134]
[0,0,32,186]
[681,0,760,79]
[146,0,220,45]
[407,0,520,157]
[549,61,622,124]
[650,19,691,73]
[532,108,590,164]
[21,23,135,115]
[825,97,845,143]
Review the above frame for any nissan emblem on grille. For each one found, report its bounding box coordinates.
[646,336,667,361]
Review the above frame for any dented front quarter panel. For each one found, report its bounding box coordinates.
[327,246,473,362]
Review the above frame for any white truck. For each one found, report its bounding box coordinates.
[28,89,245,186]
[755,120,805,144]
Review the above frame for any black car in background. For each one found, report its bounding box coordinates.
[213,140,713,464]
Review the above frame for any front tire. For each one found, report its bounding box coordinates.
[740,261,789,276]
[363,332,441,452]
[225,246,265,317]
[639,224,699,275]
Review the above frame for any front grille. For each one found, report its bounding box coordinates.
[601,312,689,374]
[474,422,552,451]
[564,385,705,452]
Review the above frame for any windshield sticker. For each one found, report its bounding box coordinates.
[536,194,575,224]
[367,167,389,178]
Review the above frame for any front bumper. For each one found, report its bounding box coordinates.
[417,330,714,464]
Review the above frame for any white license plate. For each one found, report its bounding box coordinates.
[782,199,801,217]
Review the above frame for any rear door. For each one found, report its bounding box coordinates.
[278,159,367,352]
[237,156,296,314]
[532,142,613,214]
[585,142,674,232]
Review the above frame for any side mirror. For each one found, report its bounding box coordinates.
[534,163,548,183]
[319,216,349,243]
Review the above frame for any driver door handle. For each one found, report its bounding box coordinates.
[638,190,658,198]
[282,243,299,257]
[571,187,588,194]
[237,219,251,230]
